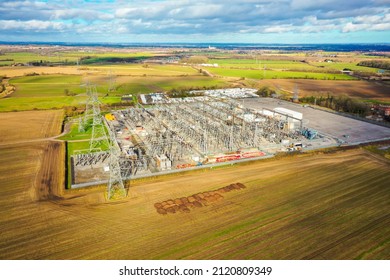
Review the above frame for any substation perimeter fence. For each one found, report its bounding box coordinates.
[69,136,390,190]
[70,154,275,189]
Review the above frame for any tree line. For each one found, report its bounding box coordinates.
[300,94,370,117]
[256,86,370,117]
[357,60,390,70]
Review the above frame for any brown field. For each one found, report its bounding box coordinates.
[0,109,389,260]
[0,124,389,260]
[0,65,198,78]
[256,79,390,102]
[0,110,63,144]
[0,66,86,77]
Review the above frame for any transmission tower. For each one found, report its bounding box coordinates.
[77,83,126,199]
[293,84,299,102]
[108,70,115,92]
[78,84,95,132]
[202,129,208,155]
[78,116,84,132]
[229,125,234,150]
[105,120,127,199]
[88,86,109,153]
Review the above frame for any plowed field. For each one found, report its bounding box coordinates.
[0,110,389,259]
[0,144,388,259]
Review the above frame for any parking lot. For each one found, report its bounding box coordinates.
[243,98,390,145]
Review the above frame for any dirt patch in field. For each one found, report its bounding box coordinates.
[154,182,246,215]
[35,141,65,201]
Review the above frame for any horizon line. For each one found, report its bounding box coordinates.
[1,41,390,46]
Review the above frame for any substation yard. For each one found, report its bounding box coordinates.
[71,93,390,188]
[71,94,312,186]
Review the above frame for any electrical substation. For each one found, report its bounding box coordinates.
[70,86,390,198]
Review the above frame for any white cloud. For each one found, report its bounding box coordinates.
[353,15,382,24]
[0,0,389,41]
[51,9,114,21]
[0,19,66,31]
[371,22,390,30]
[263,25,294,33]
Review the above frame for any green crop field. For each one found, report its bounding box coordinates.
[0,95,121,112]
[10,75,83,97]
[0,51,156,66]
[206,67,355,80]
[115,75,228,93]
[64,51,154,58]
[91,64,199,76]
[0,52,78,65]
[0,72,227,112]
[310,62,381,73]
[0,74,126,111]
[209,59,317,71]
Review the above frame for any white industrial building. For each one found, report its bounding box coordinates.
[274,107,303,120]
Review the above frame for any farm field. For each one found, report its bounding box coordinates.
[91,64,199,76]
[10,75,83,97]
[0,50,155,66]
[0,136,388,259]
[0,51,77,66]
[1,47,389,113]
[0,64,199,78]
[0,110,63,144]
[0,66,85,77]
[206,67,355,80]
[0,65,228,112]
[310,62,381,73]
[255,79,390,102]
[209,57,382,73]
[0,75,226,112]
[209,59,314,69]
[0,96,92,112]
[0,109,65,258]
[0,77,389,259]
[0,62,325,78]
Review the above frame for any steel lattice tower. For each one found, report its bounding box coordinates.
[89,86,109,153]
[108,70,115,92]
[78,84,95,132]
[293,84,299,102]
[77,83,126,199]
[105,120,127,199]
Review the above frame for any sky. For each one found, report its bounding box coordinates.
[0,0,389,44]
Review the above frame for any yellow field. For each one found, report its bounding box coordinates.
[0,64,199,78]
[0,66,84,77]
